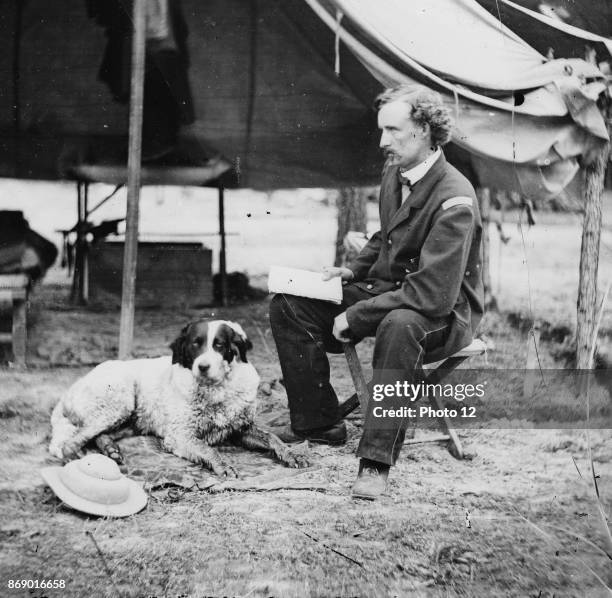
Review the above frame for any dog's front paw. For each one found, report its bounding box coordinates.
[96,435,124,465]
[211,461,239,478]
[277,445,311,469]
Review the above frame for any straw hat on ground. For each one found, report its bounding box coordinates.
[41,454,147,517]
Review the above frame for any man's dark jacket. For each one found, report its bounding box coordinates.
[345,152,484,362]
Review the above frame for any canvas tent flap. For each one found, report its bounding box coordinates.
[477,0,612,58]
[330,0,604,92]
[307,0,607,135]
[470,153,580,198]
[306,0,608,199]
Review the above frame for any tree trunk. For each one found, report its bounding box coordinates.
[576,139,609,369]
[335,187,368,266]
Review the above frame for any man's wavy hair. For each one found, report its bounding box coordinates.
[375,85,453,147]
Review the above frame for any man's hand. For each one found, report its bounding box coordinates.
[332,312,352,342]
[322,266,354,282]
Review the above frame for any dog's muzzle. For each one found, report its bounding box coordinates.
[192,351,229,384]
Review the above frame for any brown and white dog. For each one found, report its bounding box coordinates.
[49,320,308,476]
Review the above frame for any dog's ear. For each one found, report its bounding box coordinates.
[231,329,253,363]
[170,324,193,369]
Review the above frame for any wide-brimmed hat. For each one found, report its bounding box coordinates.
[41,454,147,517]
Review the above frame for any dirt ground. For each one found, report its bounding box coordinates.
[0,187,611,597]
[1,283,611,597]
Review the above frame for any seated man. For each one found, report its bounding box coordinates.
[269,85,484,499]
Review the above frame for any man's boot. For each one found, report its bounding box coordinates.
[274,421,347,446]
[351,458,390,499]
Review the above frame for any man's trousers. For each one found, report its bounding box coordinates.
[268,284,451,465]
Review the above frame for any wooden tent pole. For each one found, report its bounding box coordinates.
[118,0,146,359]
[218,184,228,306]
[70,182,84,304]
[82,183,89,303]
[576,100,610,369]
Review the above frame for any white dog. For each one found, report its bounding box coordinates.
[49,320,308,476]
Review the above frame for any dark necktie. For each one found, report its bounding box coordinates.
[397,170,413,191]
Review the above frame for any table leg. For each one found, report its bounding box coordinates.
[12,298,26,366]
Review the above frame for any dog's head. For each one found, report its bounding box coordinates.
[169,320,253,383]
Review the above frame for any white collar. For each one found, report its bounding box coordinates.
[399,148,441,185]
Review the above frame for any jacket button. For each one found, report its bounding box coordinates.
[405,268,410,273]
[395,281,401,287]
[465,271,471,276]
[387,239,392,245]
[366,284,373,290]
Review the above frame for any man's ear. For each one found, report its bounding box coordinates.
[169,324,193,369]
[420,121,430,140]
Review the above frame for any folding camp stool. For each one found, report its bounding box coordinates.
[340,339,487,459]
[0,274,29,366]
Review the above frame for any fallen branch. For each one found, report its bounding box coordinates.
[85,531,122,596]
[209,480,327,493]
[205,467,327,493]
[299,529,364,569]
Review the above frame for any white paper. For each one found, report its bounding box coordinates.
[268,265,343,304]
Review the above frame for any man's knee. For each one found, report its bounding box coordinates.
[269,293,314,326]
[269,293,296,328]
[269,293,285,323]
[376,309,424,343]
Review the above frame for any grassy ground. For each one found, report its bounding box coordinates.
[0,184,611,597]
[1,297,611,597]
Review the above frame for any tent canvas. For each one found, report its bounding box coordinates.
[476,0,612,58]
[305,0,608,199]
[0,0,383,189]
[0,0,608,197]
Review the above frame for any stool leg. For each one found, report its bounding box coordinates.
[343,344,468,458]
[12,298,27,367]
[343,343,369,412]
[428,392,463,459]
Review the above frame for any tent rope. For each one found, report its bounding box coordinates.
[510,96,544,374]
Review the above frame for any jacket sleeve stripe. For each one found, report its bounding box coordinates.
[442,196,473,210]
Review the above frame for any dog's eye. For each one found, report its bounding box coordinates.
[192,338,203,347]
[213,340,224,349]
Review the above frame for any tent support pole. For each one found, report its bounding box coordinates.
[218,184,228,306]
[82,183,89,303]
[576,99,610,369]
[71,182,89,305]
[118,0,146,359]
[71,182,83,304]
